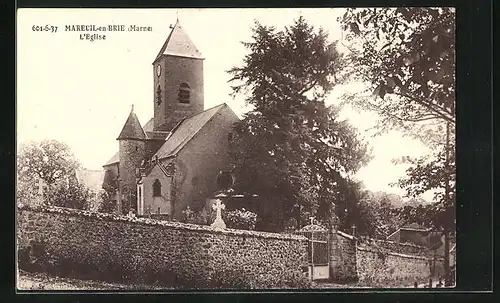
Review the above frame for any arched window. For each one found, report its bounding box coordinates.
[153,179,162,197]
[178,83,190,104]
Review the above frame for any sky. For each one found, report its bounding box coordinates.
[16,8,433,200]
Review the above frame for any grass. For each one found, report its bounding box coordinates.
[19,269,451,291]
[16,270,171,291]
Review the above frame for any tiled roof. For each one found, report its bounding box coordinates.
[143,117,154,132]
[153,19,203,62]
[153,103,227,159]
[104,152,119,166]
[117,107,146,140]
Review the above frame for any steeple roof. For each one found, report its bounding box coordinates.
[117,105,146,140]
[153,19,204,62]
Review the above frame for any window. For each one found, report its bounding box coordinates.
[153,179,162,197]
[156,85,162,105]
[178,83,190,104]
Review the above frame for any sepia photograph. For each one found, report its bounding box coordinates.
[16,8,456,290]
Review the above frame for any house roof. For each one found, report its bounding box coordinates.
[398,222,432,232]
[143,117,154,132]
[386,224,433,241]
[104,152,119,167]
[117,106,146,140]
[153,19,203,63]
[153,103,228,159]
[142,117,170,140]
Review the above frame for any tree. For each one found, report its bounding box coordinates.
[17,139,80,186]
[339,8,456,286]
[338,7,455,140]
[99,186,117,214]
[45,180,94,210]
[17,139,81,207]
[357,190,405,238]
[16,177,39,207]
[395,122,456,285]
[228,17,370,233]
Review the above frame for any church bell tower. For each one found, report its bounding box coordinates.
[152,19,204,132]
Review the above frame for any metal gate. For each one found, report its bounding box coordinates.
[296,221,330,280]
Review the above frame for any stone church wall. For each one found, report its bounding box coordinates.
[17,205,308,288]
[173,105,239,216]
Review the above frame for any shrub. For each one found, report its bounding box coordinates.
[45,181,93,210]
[224,208,257,230]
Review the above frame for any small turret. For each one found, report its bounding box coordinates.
[117,105,146,140]
[117,105,146,214]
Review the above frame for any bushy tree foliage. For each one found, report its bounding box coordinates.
[45,181,94,210]
[395,135,456,234]
[99,186,117,214]
[339,7,455,133]
[16,178,39,207]
[17,139,80,185]
[330,180,403,239]
[339,8,456,285]
[16,139,97,211]
[228,17,370,231]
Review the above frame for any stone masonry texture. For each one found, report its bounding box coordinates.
[356,246,432,286]
[154,56,204,132]
[17,205,308,289]
[332,232,436,285]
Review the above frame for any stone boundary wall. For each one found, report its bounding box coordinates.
[333,231,358,282]
[17,206,308,288]
[356,246,432,285]
[334,232,434,285]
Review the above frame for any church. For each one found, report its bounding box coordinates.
[102,19,239,219]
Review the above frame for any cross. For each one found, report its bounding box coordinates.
[309,216,315,225]
[351,224,356,235]
[34,178,46,196]
[184,206,194,219]
[210,199,226,229]
[212,199,226,219]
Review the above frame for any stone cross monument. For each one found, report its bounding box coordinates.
[211,199,226,229]
[34,178,47,196]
